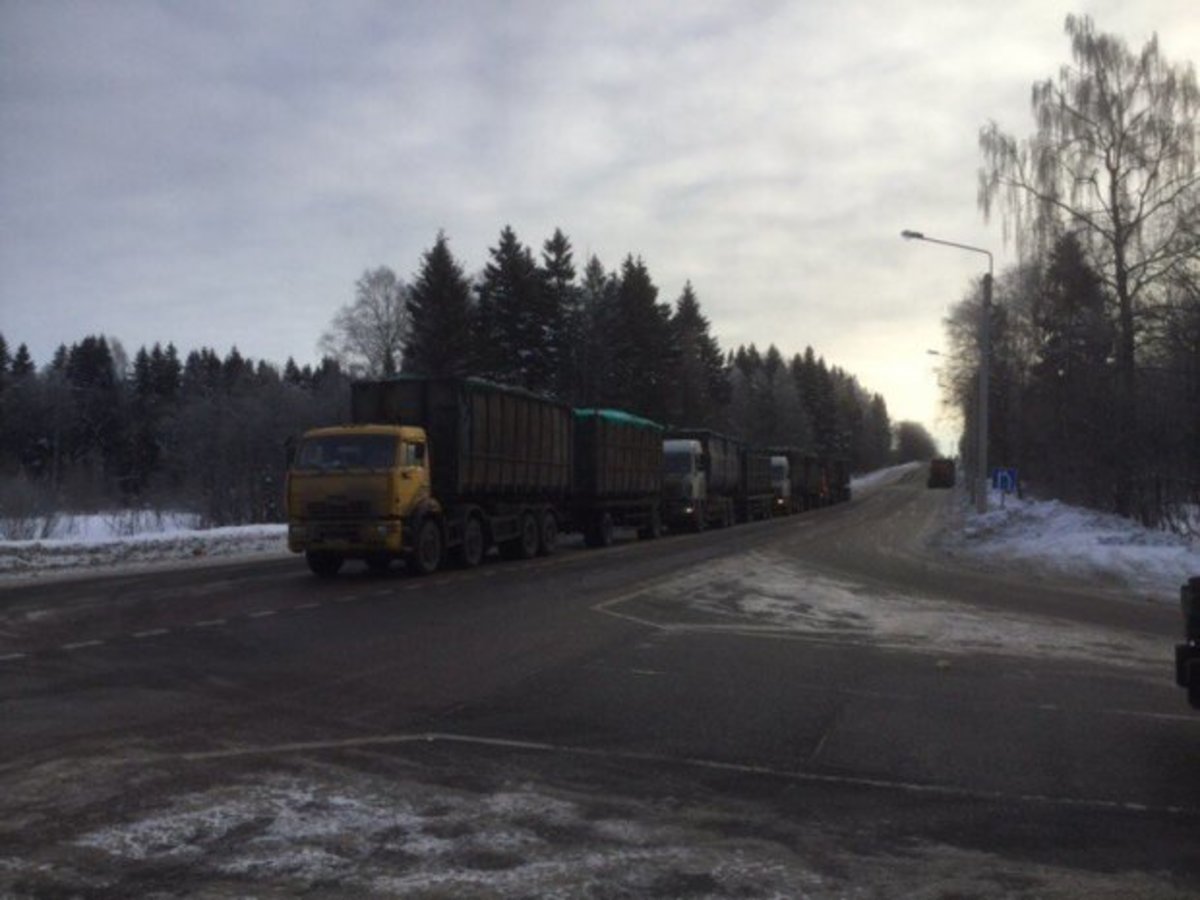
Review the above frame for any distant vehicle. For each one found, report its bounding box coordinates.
[927,457,956,489]
[662,430,739,531]
[1175,577,1200,710]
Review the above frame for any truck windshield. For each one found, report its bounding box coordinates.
[771,461,788,479]
[294,435,398,471]
[663,453,694,476]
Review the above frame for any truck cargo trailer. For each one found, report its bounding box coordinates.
[572,408,664,546]
[287,376,572,576]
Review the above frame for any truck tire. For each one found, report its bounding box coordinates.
[408,518,442,576]
[693,505,706,533]
[306,551,343,578]
[538,510,558,556]
[501,511,540,560]
[453,515,484,568]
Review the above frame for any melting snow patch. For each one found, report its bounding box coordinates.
[65,770,819,896]
[644,551,1163,668]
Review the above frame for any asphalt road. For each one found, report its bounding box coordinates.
[1,468,1197,898]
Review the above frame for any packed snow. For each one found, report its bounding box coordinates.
[62,771,819,897]
[626,550,1165,668]
[0,512,286,578]
[944,489,1199,599]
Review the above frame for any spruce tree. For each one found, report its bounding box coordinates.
[474,226,555,392]
[10,344,34,379]
[541,228,580,401]
[609,256,676,422]
[404,230,474,377]
[669,282,727,427]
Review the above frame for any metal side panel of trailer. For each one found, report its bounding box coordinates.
[573,409,664,499]
[352,377,572,499]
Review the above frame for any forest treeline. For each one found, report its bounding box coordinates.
[0,229,896,532]
[940,15,1199,532]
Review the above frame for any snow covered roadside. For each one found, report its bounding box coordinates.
[0,516,288,580]
[941,490,1200,600]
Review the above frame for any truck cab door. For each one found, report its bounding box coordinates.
[397,439,431,516]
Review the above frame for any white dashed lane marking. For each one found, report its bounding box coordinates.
[193,619,227,628]
[133,629,170,639]
[0,652,28,662]
[248,610,277,618]
[62,640,104,651]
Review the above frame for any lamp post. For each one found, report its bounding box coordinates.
[901,230,993,513]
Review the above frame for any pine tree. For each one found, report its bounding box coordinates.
[608,256,676,421]
[0,333,10,394]
[576,255,619,407]
[10,344,34,379]
[404,230,474,377]
[541,228,580,402]
[474,226,556,392]
[668,282,727,426]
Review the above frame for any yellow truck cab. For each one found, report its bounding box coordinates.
[286,424,437,577]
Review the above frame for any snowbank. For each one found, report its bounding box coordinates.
[0,515,287,578]
[947,491,1200,599]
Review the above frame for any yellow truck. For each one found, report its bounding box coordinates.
[285,376,664,577]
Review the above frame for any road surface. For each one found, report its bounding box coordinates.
[1,467,1196,898]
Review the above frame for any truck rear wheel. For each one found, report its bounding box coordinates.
[501,511,540,560]
[453,515,484,568]
[306,551,343,578]
[408,518,442,576]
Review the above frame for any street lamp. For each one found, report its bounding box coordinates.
[901,229,993,513]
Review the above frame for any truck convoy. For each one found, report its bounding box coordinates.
[287,376,852,577]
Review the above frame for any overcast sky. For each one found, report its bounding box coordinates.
[2,0,1197,450]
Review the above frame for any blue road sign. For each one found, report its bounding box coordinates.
[991,467,1018,494]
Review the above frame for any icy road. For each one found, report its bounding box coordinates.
[1,466,1197,898]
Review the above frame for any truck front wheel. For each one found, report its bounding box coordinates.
[409,518,442,576]
[306,551,343,578]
